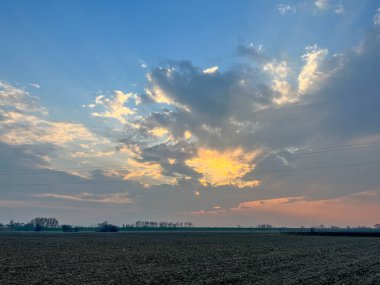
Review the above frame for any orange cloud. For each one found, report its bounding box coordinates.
[104,158,177,186]
[185,147,260,188]
[230,191,380,226]
[148,127,169,137]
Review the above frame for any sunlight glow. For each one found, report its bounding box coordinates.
[185,147,260,188]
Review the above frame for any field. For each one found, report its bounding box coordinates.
[1,232,380,284]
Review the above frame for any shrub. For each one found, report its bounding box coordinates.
[97,222,119,232]
[34,224,43,232]
[62,225,73,232]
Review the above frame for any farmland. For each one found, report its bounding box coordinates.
[1,232,380,284]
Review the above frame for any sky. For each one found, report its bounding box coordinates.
[1,0,380,227]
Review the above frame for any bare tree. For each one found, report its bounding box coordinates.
[29,217,59,228]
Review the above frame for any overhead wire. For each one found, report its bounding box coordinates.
[1,160,380,187]
[0,141,380,176]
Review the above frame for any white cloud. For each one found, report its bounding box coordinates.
[91,90,136,124]
[315,0,345,14]
[374,8,380,26]
[278,4,296,15]
[263,61,289,79]
[139,59,148,69]
[0,81,122,180]
[315,0,328,10]
[298,45,328,94]
[203,66,219,74]
[29,83,40,89]
[263,61,297,105]
[0,81,45,113]
[0,111,101,147]
[334,1,344,14]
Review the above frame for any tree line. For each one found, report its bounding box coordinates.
[1,218,380,232]
[0,217,194,232]
[126,221,194,228]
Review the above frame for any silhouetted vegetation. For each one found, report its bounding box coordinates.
[131,220,194,228]
[96,222,119,232]
[61,225,82,232]
[257,224,273,228]
[29,217,59,228]
[2,218,380,236]
[283,227,380,237]
[34,224,43,232]
[61,225,73,232]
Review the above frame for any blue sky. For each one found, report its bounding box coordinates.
[1,0,380,226]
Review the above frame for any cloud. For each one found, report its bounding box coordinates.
[185,147,261,188]
[279,0,344,15]
[29,83,40,89]
[334,1,344,14]
[203,66,219,74]
[263,60,296,105]
[0,81,45,113]
[90,90,137,124]
[145,60,273,129]
[229,190,380,226]
[0,116,101,146]
[104,158,177,186]
[2,26,380,226]
[0,82,104,148]
[277,4,296,15]
[70,150,115,158]
[297,45,328,95]
[236,43,267,63]
[0,81,122,182]
[315,0,329,10]
[148,127,170,138]
[315,28,380,139]
[374,8,380,26]
[106,29,380,197]
[139,59,148,69]
[35,192,132,205]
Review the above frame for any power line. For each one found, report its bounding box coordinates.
[253,160,380,175]
[290,142,380,155]
[1,142,380,176]
[0,166,128,176]
[292,141,380,152]
[1,160,380,187]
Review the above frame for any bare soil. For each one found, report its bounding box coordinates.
[1,232,380,284]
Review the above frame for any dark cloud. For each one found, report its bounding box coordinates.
[147,60,273,126]
[316,29,380,140]
[236,44,269,63]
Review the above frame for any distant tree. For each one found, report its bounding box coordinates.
[97,221,118,232]
[257,224,272,229]
[34,224,43,232]
[30,217,59,228]
[330,225,340,229]
[9,219,14,232]
[61,225,73,232]
[374,224,380,229]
